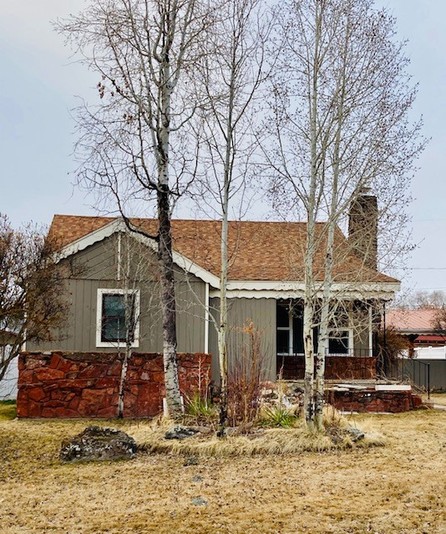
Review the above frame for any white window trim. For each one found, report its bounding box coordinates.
[277,311,293,355]
[277,304,305,356]
[96,288,140,348]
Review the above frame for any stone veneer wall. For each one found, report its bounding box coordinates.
[278,355,376,381]
[17,351,211,418]
[325,389,423,413]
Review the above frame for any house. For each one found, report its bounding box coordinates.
[17,196,404,417]
[383,308,446,393]
[386,308,446,359]
[29,204,399,374]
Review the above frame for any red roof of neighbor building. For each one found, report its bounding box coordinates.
[386,308,443,334]
[49,214,399,284]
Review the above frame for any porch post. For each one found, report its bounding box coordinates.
[204,283,209,354]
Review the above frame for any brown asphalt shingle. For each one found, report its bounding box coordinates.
[49,214,398,284]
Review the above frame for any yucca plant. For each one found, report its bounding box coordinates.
[260,405,298,428]
[185,392,217,421]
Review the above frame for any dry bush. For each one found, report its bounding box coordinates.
[376,326,411,377]
[0,214,69,383]
[226,322,265,427]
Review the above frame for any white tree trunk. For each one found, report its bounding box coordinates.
[218,172,230,432]
[56,0,212,420]
[313,227,334,431]
[194,0,270,433]
[157,33,183,418]
[303,0,324,426]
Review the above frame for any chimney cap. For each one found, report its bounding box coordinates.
[358,186,373,196]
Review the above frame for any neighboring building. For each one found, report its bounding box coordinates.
[27,203,399,382]
[386,308,446,359]
[0,330,18,399]
[0,348,18,400]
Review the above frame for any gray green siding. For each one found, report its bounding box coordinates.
[208,297,277,381]
[28,234,206,354]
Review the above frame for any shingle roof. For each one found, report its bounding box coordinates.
[49,214,398,284]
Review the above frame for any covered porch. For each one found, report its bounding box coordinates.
[275,298,377,381]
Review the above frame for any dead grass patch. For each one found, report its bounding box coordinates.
[137,424,383,457]
[424,392,446,406]
[1,402,446,533]
[134,408,384,457]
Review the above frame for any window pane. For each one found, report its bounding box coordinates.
[104,294,126,315]
[277,304,289,327]
[277,330,290,354]
[329,331,349,355]
[292,315,304,354]
[102,316,124,342]
[101,293,134,343]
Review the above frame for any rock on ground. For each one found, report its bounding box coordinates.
[60,426,137,462]
[165,425,200,440]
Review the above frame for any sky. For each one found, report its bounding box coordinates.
[0,0,445,296]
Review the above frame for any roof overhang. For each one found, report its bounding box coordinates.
[56,220,400,301]
[397,329,446,336]
[56,218,123,259]
[210,280,400,300]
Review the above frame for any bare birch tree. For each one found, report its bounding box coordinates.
[115,232,141,418]
[266,0,425,428]
[191,0,272,433]
[57,0,214,418]
[105,230,162,418]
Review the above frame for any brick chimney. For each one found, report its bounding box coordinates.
[348,190,378,271]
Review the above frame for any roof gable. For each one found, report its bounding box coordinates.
[50,214,398,286]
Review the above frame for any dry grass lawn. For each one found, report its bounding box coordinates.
[425,392,446,407]
[1,401,445,534]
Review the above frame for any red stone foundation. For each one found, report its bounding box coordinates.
[278,355,377,380]
[325,388,423,413]
[17,351,211,418]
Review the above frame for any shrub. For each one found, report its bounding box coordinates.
[185,393,217,421]
[259,405,298,428]
[227,321,265,427]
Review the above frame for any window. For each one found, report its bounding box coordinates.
[328,329,353,355]
[276,301,304,355]
[96,289,140,348]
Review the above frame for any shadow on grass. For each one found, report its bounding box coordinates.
[0,400,17,421]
